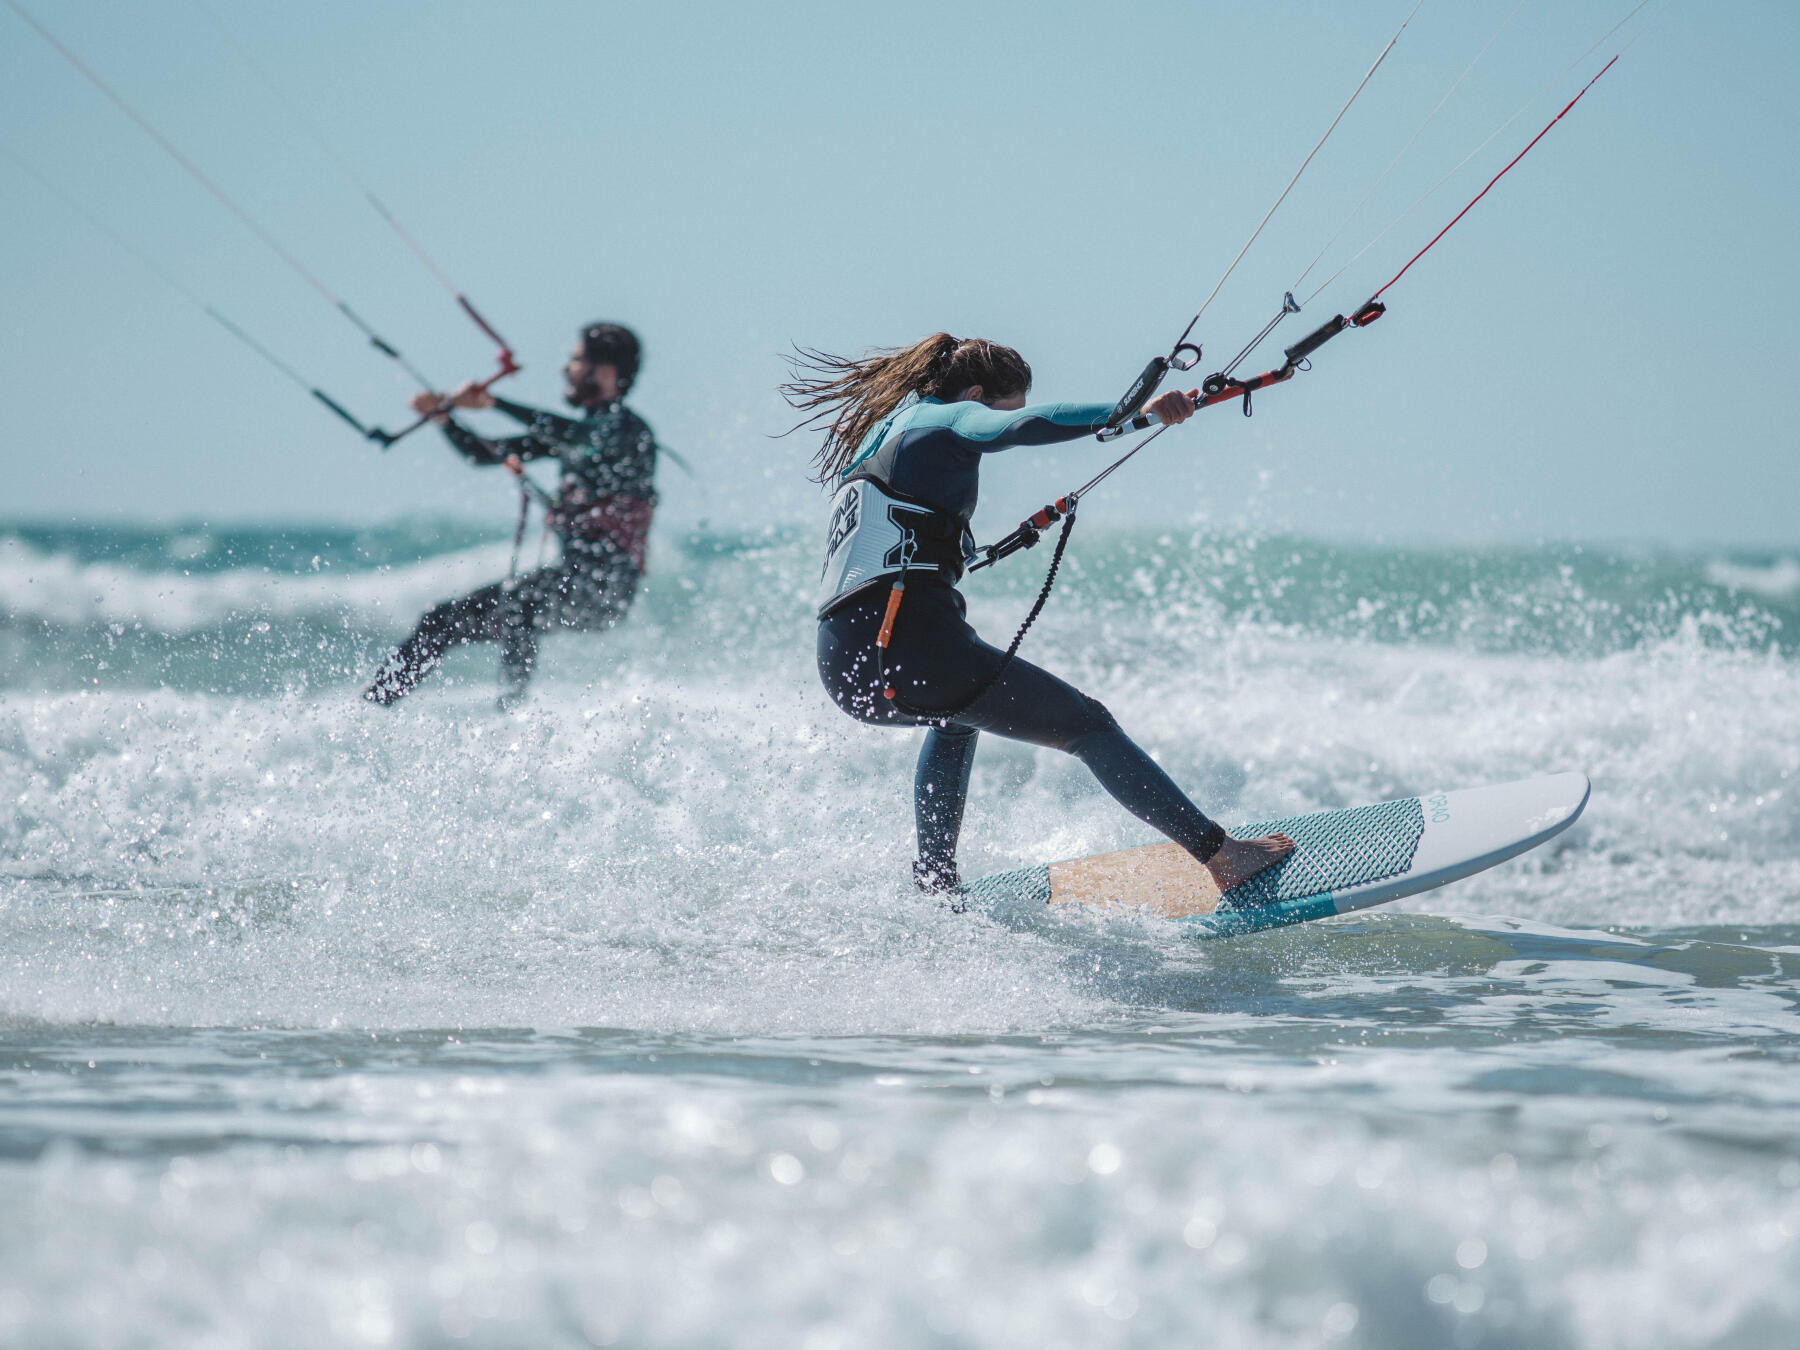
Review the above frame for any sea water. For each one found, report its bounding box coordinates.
[2,521,1797,1348]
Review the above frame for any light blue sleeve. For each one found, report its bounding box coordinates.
[934,400,1116,452]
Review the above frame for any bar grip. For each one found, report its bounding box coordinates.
[1282,314,1349,367]
[310,389,388,444]
[1096,411,1158,442]
[1105,356,1168,429]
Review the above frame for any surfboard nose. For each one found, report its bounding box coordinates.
[1534,771,1592,831]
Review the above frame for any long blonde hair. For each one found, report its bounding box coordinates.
[781,333,1032,482]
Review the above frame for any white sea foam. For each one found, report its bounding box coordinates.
[2,608,1793,1031]
[2,1010,1798,1349]
[4,529,1799,1348]
[0,534,516,633]
[1706,556,1800,600]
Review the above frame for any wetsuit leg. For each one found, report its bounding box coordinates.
[953,653,1226,863]
[367,549,641,708]
[819,582,1227,868]
[497,551,639,706]
[914,723,978,885]
[498,589,540,708]
[1060,713,1228,863]
[365,580,513,705]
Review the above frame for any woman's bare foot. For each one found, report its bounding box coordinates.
[1205,833,1297,893]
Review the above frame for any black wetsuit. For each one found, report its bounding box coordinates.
[366,396,658,705]
[814,397,1227,887]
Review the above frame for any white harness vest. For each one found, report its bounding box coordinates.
[816,478,974,617]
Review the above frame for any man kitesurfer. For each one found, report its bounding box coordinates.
[786,333,1294,898]
[364,322,658,709]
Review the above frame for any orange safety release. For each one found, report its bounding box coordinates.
[877,578,906,699]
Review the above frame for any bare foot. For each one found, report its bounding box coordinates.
[1205,833,1297,893]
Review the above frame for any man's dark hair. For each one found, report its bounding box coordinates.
[581,323,641,393]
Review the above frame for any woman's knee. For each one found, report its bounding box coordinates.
[1056,696,1119,753]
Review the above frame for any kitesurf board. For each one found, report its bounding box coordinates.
[960,772,1590,938]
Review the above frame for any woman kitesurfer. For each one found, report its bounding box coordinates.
[788,333,1294,897]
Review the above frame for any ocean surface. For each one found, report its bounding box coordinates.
[2,518,1798,1348]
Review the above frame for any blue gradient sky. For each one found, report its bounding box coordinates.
[2,0,1795,546]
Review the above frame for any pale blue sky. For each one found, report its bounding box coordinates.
[2,0,1795,546]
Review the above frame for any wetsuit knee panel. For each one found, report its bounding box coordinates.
[1052,696,1117,753]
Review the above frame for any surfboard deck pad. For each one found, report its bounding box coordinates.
[959,772,1590,938]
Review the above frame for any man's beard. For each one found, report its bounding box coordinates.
[564,374,602,408]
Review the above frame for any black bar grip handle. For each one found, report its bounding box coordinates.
[312,389,374,436]
[1282,314,1349,367]
[1105,356,1169,428]
[371,414,432,449]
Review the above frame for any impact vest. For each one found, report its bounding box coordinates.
[546,489,656,570]
[815,476,975,618]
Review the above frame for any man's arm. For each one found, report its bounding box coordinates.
[437,417,558,466]
[491,397,593,443]
[411,383,561,466]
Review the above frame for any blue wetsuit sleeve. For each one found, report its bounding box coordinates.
[940,400,1115,453]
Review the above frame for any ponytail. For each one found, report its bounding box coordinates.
[781,333,1031,482]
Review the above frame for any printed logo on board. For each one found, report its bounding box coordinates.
[1425,793,1451,824]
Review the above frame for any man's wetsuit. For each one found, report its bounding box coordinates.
[366,396,658,706]
[814,396,1227,888]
